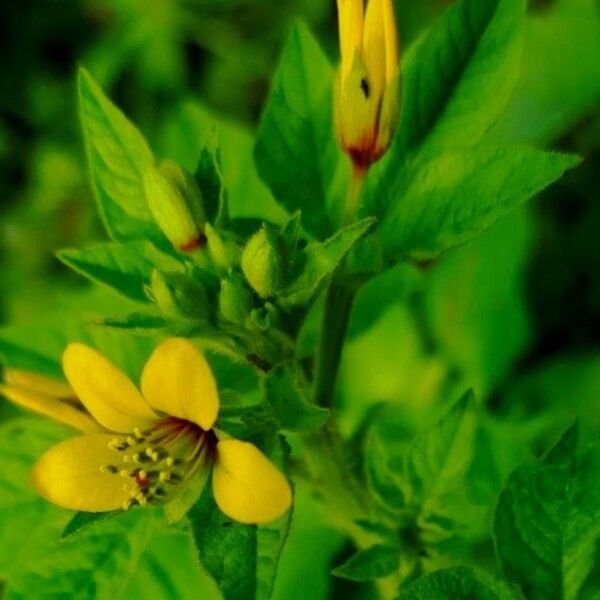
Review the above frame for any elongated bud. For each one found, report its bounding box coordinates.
[218,276,254,325]
[204,223,239,274]
[144,160,207,253]
[335,0,400,171]
[241,226,286,298]
[151,270,210,320]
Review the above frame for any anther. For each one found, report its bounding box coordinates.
[133,428,146,440]
[135,493,148,506]
[100,464,119,474]
[109,438,129,451]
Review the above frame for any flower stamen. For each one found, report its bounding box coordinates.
[101,418,215,510]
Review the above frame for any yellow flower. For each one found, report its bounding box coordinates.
[335,0,400,171]
[3,339,292,524]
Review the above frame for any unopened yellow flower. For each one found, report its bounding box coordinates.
[0,369,101,433]
[335,0,400,171]
[5,339,292,524]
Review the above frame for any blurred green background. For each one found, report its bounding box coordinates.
[0,0,598,598]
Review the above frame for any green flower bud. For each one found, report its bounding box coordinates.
[218,276,254,325]
[144,160,206,253]
[241,226,286,298]
[205,223,239,274]
[151,270,210,320]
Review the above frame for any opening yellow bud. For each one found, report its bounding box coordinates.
[335,0,401,171]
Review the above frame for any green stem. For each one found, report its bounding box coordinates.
[313,280,355,409]
[312,165,366,409]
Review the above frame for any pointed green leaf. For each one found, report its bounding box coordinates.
[279,218,375,308]
[365,425,407,515]
[254,21,347,239]
[195,132,227,225]
[61,511,121,540]
[95,313,199,337]
[263,363,329,432]
[377,147,580,260]
[405,392,478,512]
[397,0,525,157]
[397,566,519,600]
[78,67,162,242]
[332,545,399,582]
[494,423,600,600]
[58,242,183,303]
[189,437,291,600]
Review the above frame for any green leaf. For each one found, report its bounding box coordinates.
[263,363,329,432]
[124,528,220,600]
[494,423,600,600]
[95,313,198,336]
[279,218,376,308]
[0,418,67,579]
[5,510,155,600]
[397,566,518,600]
[189,437,291,600]
[332,545,399,582]
[58,242,183,303]
[365,424,407,515]
[405,392,479,524]
[377,147,580,260]
[189,490,255,600]
[489,0,600,145]
[0,317,154,380]
[78,67,162,243]
[0,417,155,600]
[195,132,226,225]
[395,0,525,157]
[62,511,121,540]
[254,21,347,239]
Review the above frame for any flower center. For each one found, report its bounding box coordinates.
[101,417,216,510]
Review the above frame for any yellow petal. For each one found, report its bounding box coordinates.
[337,0,364,81]
[31,434,131,512]
[63,344,157,433]
[212,439,292,524]
[363,0,387,100]
[4,369,74,398]
[141,338,219,431]
[337,55,381,149]
[0,383,103,433]
[382,0,399,83]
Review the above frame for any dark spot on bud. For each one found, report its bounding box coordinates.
[360,78,370,99]
[179,232,208,253]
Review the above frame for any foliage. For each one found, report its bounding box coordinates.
[0,0,598,599]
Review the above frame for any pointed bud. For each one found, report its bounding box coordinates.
[335,0,400,171]
[204,223,239,274]
[144,160,207,253]
[241,226,286,298]
[151,270,210,320]
[218,276,254,325]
